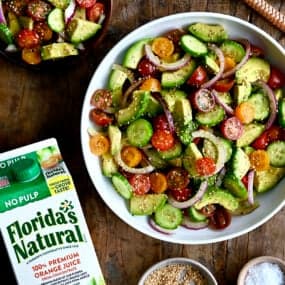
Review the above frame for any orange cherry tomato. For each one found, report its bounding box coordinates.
[195,157,216,176]
[235,101,255,124]
[121,146,143,167]
[249,150,270,171]
[140,77,161,92]
[89,133,110,156]
[86,2,105,22]
[151,37,175,59]
[150,172,168,193]
[224,56,236,72]
[151,129,175,151]
[22,47,41,65]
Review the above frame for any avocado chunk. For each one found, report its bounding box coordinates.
[108,125,122,155]
[229,147,250,179]
[183,143,203,177]
[172,97,193,126]
[67,18,101,44]
[236,57,270,84]
[223,174,248,200]
[102,153,118,177]
[116,90,150,126]
[7,12,21,35]
[18,16,34,30]
[41,43,79,60]
[194,187,239,211]
[145,96,163,117]
[46,0,70,9]
[234,80,252,104]
[254,166,285,192]
[247,93,270,121]
[236,123,265,147]
[130,194,168,215]
[188,23,228,43]
[160,89,187,112]
[122,38,152,69]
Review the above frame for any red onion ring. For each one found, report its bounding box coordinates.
[148,217,175,234]
[64,0,76,23]
[144,44,191,71]
[222,39,251,79]
[254,80,277,129]
[212,89,234,115]
[215,166,227,187]
[152,92,175,134]
[201,44,225,89]
[181,216,209,230]
[0,0,6,24]
[247,170,255,205]
[168,181,208,209]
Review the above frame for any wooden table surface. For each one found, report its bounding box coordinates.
[1,0,285,284]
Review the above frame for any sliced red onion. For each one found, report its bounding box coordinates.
[98,13,106,25]
[76,43,85,50]
[168,181,208,209]
[112,63,135,83]
[114,152,154,174]
[212,89,234,115]
[247,170,255,205]
[201,44,225,89]
[222,39,251,79]
[148,217,175,235]
[181,216,209,230]
[255,80,277,129]
[192,130,227,174]
[0,0,6,24]
[215,166,226,187]
[144,44,191,71]
[5,44,18,52]
[64,0,76,23]
[152,92,175,134]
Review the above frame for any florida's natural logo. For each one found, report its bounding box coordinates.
[6,201,84,263]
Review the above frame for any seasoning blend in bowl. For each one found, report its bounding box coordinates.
[138,257,218,285]
[237,256,285,285]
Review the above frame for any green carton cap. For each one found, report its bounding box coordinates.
[11,158,41,182]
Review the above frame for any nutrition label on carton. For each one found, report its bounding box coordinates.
[0,138,105,285]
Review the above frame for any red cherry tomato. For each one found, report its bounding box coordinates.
[267,67,285,89]
[151,129,175,151]
[17,29,40,49]
[89,109,113,126]
[251,132,269,150]
[220,116,244,141]
[90,89,112,110]
[166,168,190,191]
[251,126,282,149]
[163,29,186,47]
[250,44,264,57]
[241,175,248,188]
[138,57,158,77]
[86,2,105,22]
[195,157,216,176]
[209,206,231,230]
[27,0,52,21]
[170,188,192,202]
[191,89,215,112]
[187,66,208,87]
[212,78,235,92]
[5,0,27,16]
[129,174,151,195]
[200,204,216,217]
[77,0,97,8]
[33,21,53,42]
[153,114,170,131]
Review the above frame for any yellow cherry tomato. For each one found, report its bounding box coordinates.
[151,37,175,59]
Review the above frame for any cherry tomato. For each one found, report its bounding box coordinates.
[251,132,269,150]
[121,146,142,167]
[90,109,113,126]
[191,89,215,112]
[27,0,52,21]
[235,101,255,124]
[22,47,41,65]
[151,37,174,59]
[86,2,105,22]
[166,168,190,191]
[250,44,264,57]
[138,58,158,77]
[223,56,236,72]
[17,29,40,49]
[151,129,175,151]
[77,0,97,8]
[195,157,216,176]
[170,188,192,202]
[5,0,27,16]
[140,77,161,92]
[220,116,244,141]
[90,89,112,110]
[150,172,168,193]
[33,21,53,42]
[163,29,186,47]
[153,114,170,131]
[241,175,248,188]
[251,126,282,149]
[209,206,231,230]
[200,204,216,217]
[213,78,235,92]
[267,67,285,89]
[187,66,208,87]
[249,150,270,171]
[266,125,282,141]
[89,133,110,155]
[129,174,151,195]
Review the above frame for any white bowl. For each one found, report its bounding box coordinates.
[138,257,218,285]
[80,12,285,244]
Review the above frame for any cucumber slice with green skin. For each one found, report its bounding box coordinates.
[195,105,225,127]
[223,173,248,200]
[158,140,182,160]
[111,173,133,199]
[180,34,208,57]
[278,98,285,128]
[48,8,65,33]
[126,118,153,147]
[220,40,245,63]
[142,148,168,169]
[154,204,183,229]
[188,207,207,222]
[267,141,285,167]
[247,93,269,121]
[0,23,13,45]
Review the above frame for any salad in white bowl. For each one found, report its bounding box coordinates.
[81,12,285,244]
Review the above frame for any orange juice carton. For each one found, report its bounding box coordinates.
[0,138,105,285]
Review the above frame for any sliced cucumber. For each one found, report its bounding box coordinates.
[180,34,208,57]
[195,105,225,127]
[247,93,269,121]
[126,118,153,147]
[188,207,207,222]
[154,204,183,229]
[223,173,248,200]
[278,98,285,128]
[0,23,13,45]
[158,141,182,160]
[267,141,285,167]
[220,40,245,63]
[48,8,65,33]
[142,148,168,169]
[111,173,132,199]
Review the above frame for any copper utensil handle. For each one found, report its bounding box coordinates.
[243,0,285,32]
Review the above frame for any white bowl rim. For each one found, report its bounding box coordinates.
[80,11,285,245]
